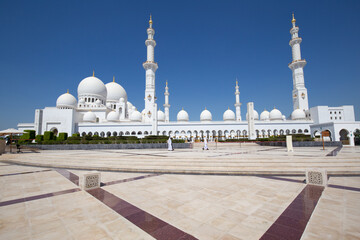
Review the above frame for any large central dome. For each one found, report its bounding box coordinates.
[105,81,127,102]
[78,76,107,100]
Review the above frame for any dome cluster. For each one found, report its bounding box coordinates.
[58,75,308,124]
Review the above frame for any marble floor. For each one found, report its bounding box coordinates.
[0,145,360,239]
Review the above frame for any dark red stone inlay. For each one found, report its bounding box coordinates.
[0,188,80,207]
[0,169,52,177]
[328,184,360,192]
[88,188,197,240]
[101,173,160,186]
[55,169,79,185]
[259,175,305,184]
[260,184,324,240]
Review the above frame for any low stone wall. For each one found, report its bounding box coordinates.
[257,141,343,147]
[24,143,191,150]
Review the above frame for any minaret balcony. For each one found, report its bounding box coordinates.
[143,61,158,71]
[145,39,156,47]
[288,59,307,69]
[289,37,302,46]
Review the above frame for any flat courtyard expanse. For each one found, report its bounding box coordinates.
[0,143,360,239]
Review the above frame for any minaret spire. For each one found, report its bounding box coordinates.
[164,80,170,123]
[143,15,159,133]
[288,14,309,112]
[149,14,153,28]
[234,78,241,121]
[113,76,115,82]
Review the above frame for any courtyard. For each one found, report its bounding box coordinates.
[0,143,360,239]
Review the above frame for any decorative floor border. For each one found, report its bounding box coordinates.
[260,185,324,240]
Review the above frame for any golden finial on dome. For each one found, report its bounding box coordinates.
[166,80,168,86]
[228,107,230,110]
[67,89,69,94]
[236,78,238,85]
[205,107,207,110]
[292,13,296,23]
[113,76,115,82]
[93,70,95,77]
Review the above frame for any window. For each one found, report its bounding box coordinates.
[334,111,337,114]
[330,117,332,120]
[335,117,337,120]
[339,117,342,120]
[330,111,332,114]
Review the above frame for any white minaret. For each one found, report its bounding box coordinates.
[234,79,241,121]
[289,14,309,111]
[164,80,170,123]
[143,15,158,125]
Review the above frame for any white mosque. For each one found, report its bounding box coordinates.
[18,15,360,145]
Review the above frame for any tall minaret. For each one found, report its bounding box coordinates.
[164,80,170,123]
[234,79,241,121]
[143,15,158,124]
[289,13,309,111]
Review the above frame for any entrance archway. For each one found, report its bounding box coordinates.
[50,128,58,136]
[339,129,349,145]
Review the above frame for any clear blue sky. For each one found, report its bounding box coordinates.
[0,0,359,129]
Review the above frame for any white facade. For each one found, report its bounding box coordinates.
[17,15,360,144]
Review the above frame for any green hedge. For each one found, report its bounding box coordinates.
[57,132,68,141]
[35,135,44,143]
[24,130,36,139]
[44,131,54,141]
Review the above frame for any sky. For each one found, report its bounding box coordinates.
[0,0,359,129]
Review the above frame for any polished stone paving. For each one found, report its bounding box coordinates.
[2,143,360,175]
[0,145,360,239]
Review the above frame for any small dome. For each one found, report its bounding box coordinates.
[291,109,306,120]
[119,97,125,103]
[158,110,165,122]
[83,111,96,122]
[177,109,189,122]
[200,108,212,122]
[106,103,112,108]
[56,92,77,109]
[107,111,119,122]
[95,99,101,106]
[260,110,270,121]
[246,110,259,120]
[105,81,127,102]
[130,110,142,122]
[78,76,107,100]
[270,108,282,120]
[79,98,85,104]
[223,109,235,121]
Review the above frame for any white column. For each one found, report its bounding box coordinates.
[152,103,158,135]
[288,14,309,112]
[247,102,256,140]
[164,81,170,123]
[234,79,241,121]
[349,131,355,146]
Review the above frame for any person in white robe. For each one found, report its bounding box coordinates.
[203,138,209,150]
[167,137,174,151]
